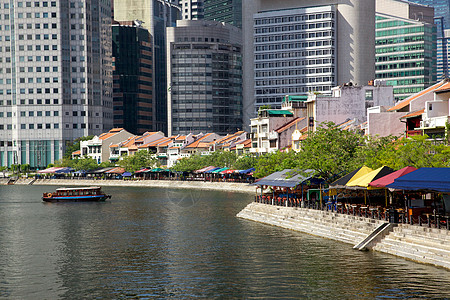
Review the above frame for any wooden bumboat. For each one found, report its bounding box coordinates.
[42,186,111,202]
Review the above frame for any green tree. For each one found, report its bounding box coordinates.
[73,157,99,171]
[118,150,157,172]
[254,151,299,178]
[296,122,363,182]
[64,136,93,159]
[233,154,258,170]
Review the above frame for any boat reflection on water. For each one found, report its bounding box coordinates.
[42,186,111,202]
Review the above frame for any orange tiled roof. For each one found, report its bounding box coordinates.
[98,128,124,140]
[388,80,447,111]
[186,133,214,148]
[434,81,450,93]
[109,144,119,148]
[401,109,425,119]
[157,139,172,147]
[72,150,81,155]
[175,135,186,141]
[169,146,180,149]
[275,117,305,133]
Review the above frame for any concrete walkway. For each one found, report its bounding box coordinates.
[14,178,257,194]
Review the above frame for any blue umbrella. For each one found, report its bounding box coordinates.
[122,172,132,177]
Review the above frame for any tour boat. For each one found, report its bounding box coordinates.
[42,186,111,202]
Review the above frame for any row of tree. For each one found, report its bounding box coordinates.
[172,122,450,182]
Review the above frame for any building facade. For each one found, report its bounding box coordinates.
[243,0,376,129]
[376,0,437,101]
[180,0,242,28]
[112,21,153,135]
[0,0,113,168]
[114,0,181,134]
[166,20,242,136]
[179,0,204,20]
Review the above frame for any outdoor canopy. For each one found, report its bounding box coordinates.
[329,166,373,188]
[387,168,450,192]
[252,169,318,188]
[239,168,255,174]
[369,166,417,188]
[346,166,394,188]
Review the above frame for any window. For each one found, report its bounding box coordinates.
[365,90,373,100]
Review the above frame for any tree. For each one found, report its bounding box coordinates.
[118,150,157,172]
[64,136,93,159]
[233,154,258,170]
[73,157,99,171]
[254,151,299,178]
[295,122,363,182]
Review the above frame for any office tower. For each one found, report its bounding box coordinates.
[437,29,450,78]
[166,20,242,135]
[179,0,204,20]
[204,0,242,28]
[112,21,153,135]
[180,0,242,28]
[407,0,450,79]
[242,0,375,129]
[114,0,181,134]
[407,0,450,29]
[376,0,436,101]
[0,0,113,168]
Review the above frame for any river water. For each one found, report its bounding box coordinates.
[0,185,449,299]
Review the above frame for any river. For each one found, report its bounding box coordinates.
[0,185,449,299]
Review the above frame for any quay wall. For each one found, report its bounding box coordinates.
[237,202,450,270]
[14,178,256,194]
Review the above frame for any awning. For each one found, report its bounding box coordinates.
[239,167,255,174]
[387,168,450,192]
[252,169,318,188]
[150,168,164,172]
[37,167,63,174]
[55,167,74,173]
[329,166,373,188]
[122,172,132,177]
[195,166,216,173]
[212,167,228,174]
[86,167,115,174]
[106,167,125,174]
[135,168,150,173]
[221,169,236,174]
[369,166,417,188]
[346,166,394,188]
[205,167,221,173]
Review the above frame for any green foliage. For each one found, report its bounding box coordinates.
[63,136,93,159]
[72,157,99,171]
[355,135,397,169]
[118,150,157,172]
[233,154,258,170]
[373,135,450,169]
[254,151,299,178]
[295,122,363,182]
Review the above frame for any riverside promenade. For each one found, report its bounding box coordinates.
[14,178,256,193]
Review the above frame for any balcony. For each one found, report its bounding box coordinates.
[258,132,267,138]
[268,131,278,140]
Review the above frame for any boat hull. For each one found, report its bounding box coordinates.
[42,195,111,202]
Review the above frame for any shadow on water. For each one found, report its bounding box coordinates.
[0,185,449,299]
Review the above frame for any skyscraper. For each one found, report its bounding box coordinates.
[114,0,181,134]
[0,0,113,168]
[243,0,375,127]
[407,0,450,79]
[112,21,153,135]
[166,20,242,135]
[376,0,436,100]
[179,0,242,28]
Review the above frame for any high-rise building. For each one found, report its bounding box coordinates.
[243,0,375,128]
[179,0,205,20]
[179,0,242,28]
[407,0,450,80]
[112,21,153,135]
[407,0,450,30]
[204,0,242,28]
[376,0,436,101]
[114,0,181,134]
[166,20,242,135]
[437,29,450,79]
[0,0,113,168]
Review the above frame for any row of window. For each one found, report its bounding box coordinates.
[254,12,334,25]
[255,40,333,51]
[0,99,58,105]
[255,85,332,99]
[16,12,56,19]
[255,30,333,43]
[256,75,335,86]
[256,52,334,61]
[376,43,433,54]
[255,22,334,34]
[2,2,57,9]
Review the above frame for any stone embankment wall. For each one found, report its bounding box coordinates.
[238,202,450,270]
[15,178,256,194]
